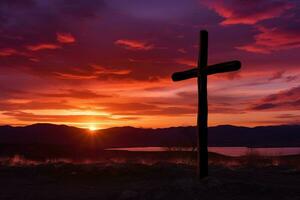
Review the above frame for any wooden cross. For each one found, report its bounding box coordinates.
[172,30,241,179]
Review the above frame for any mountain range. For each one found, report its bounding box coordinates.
[0,123,299,148]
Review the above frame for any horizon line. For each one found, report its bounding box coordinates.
[1,122,299,131]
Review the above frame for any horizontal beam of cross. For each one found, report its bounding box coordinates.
[172,60,241,82]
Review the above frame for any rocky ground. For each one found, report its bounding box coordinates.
[0,157,299,200]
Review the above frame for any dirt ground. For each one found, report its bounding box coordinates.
[0,156,299,200]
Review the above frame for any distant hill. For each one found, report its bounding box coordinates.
[0,124,299,149]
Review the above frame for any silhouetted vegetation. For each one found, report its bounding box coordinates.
[0,152,299,200]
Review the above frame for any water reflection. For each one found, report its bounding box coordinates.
[0,147,299,169]
[106,147,300,157]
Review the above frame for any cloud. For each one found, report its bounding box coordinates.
[0,48,31,58]
[266,71,298,83]
[268,71,285,81]
[112,106,196,116]
[91,64,131,75]
[175,58,196,67]
[204,0,293,25]
[159,106,195,115]
[56,32,76,43]
[252,103,277,110]
[38,89,111,99]
[100,101,196,116]
[2,111,114,123]
[102,102,158,113]
[237,25,300,53]
[276,114,300,121]
[0,100,77,111]
[176,91,245,114]
[177,91,197,99]
[285,75,298,82]
[0,48,17,56]
[53,65,131,80]
[0,86,30,101]
[54,72,97,80]
[251,85,300,111]
[27,43,61,51]
[0,0,105,60]
[177,48,187,54]
[115,39,154,50]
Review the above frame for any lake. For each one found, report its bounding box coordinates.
[106,147,300,157]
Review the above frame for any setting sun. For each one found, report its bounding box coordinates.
[88,124,98,131]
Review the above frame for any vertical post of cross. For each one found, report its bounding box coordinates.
[171,30,241,179]
[197,30,208,179]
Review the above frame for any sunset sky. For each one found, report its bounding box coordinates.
[0,0,299,129]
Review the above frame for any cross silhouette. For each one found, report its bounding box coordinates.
[172,30,241,179]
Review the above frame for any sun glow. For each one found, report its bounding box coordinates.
[88,124,98,131]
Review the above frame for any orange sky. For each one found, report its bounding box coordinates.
[0,0,299,129]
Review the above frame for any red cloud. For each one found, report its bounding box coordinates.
[115,39,154,50]
[0,100,77,111]
[251,86,300,111]
[175,58,196,67]
[91,64,131,75]
[54,72,97,80]
[39,89,111,99]
[0,48,18,56]
[237,26,300,53]
[53,65,131,80]
[204,0,293,25]
[56,32,76,43]
[27,43,61,51]
[268,71,285,81]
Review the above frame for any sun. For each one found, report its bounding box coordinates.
[88,124,98,131]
